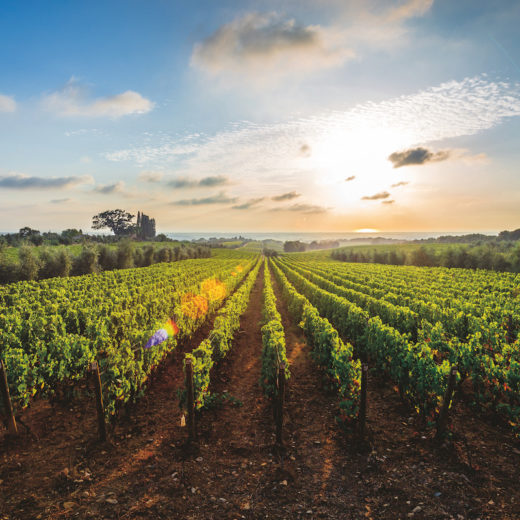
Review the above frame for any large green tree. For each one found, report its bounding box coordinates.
[92,209,135,236]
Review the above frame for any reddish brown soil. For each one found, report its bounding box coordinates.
[1,265,520,520]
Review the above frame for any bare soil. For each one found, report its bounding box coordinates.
[1,265,520,520]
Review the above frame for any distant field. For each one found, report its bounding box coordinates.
[220,240,244,247]
[240,239,284,252]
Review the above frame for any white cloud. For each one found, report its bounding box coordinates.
[191,12,352,83]
[43,79,154,118]
[190,1,434,85]
[0,94,16,113]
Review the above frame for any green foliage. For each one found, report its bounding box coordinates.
[116,240,135,270]
[18,245,40,281]
[184,259,262,410]
[271,260,361,425]
[92,209,135,236]
[0,251,259,419]
[72,245,99,275]
[260,260,289,399]
[274,255,520,435]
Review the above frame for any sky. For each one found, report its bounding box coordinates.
[0,0,519,234]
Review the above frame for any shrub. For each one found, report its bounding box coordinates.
[73,245,99,275]
[18,245,40,280]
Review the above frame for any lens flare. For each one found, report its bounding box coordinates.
[144,318,179,349]
[144,328,169,349]
[201,278,226,301]
[181,293,209,320]
[164,318,179,337]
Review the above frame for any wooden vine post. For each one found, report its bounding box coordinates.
[358,364,368,439]
[185,358,196,442]
[506,314,513,344]
[435,365,458,440]
[0,359,18,435]
[275,362,286,446]
[90,361,107,442]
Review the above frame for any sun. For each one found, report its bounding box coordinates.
[304,117,414,209]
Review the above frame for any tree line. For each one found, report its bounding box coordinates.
[331,242,520,272]
[0,241,211,284]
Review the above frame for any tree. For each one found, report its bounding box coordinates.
[18,226,40,238]
[284,240,307,253]
[92,209,135,236]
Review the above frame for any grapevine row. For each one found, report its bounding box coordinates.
[183,258,262,410]
[275,258,451,421]
[277,258,520,436]
[270,260,361,424]
[0,253,258,418]
[260,259,289,399]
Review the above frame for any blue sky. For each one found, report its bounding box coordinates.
[1,0,519,233]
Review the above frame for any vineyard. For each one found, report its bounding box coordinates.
[1,251,520,519]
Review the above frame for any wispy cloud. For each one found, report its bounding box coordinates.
[43,79,154,118]
[362,191,391,200]
[50,197,73,204]
[139,170,164,183]
[272,203,328,214]
[272,191,301,201]
[345,175,356,182]
[391,181,409,187]
[0,94,16,113]
[232,197,265,210]
[288,203,328,214]
[382,199,395,205]
[0,173,93,190]
[93,181,125,194]
[105,76,520,205]
[171,191,238,206]
[167,175,229,189]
